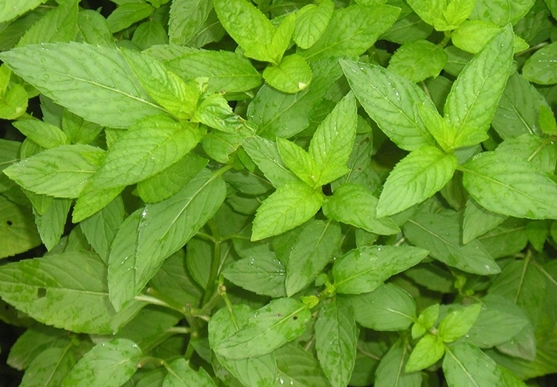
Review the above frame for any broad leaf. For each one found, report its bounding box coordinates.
[405,334,445,372]
[33,198,71,251]
[7,325,68,371]
[388,40,447,82]
[315,297,359,387]
[0,42,165,127]
[214,298,311,359]
[63,339,141,387]
[470,0,536,25]
[263,54,312,94]
[462,198,507,244]
[438,304,482,343]
[163,359,216,387]
[443,343,506,387]
[375,341,422,387]
[13,119,68,149]
[275,344,332,386]
[19,344,79,387]
[17,0,78,46]
[333,245,429,294]
[168,0,213,46]
[523,42,557,85]
[293,0,334,49]
[0,0,45,23]
[106,3,153,33]
[0,195,41,258]
[276,137,319,188]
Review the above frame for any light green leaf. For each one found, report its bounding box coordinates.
[213,0,277,63]
[0,195,41,259]
[34,198,71,251]
[0,252,144,334]
[163,359,216,387]
[309,92,357,185]
[108,169,226,311]
[168,0,213,46]
[63,339,141,387]
[12,119,68,149]
[252,181,323,241]
[406,0,474,31]
[333,245,429,294]
[452,20,523,54]
[285,220,342,296]
[444,25,514,148]
[0,0,45,23]
[377,146,458,218]
[269,12,296,64]
[375,341,422,387]
[438,304,482,343]
[201,124,253,163]
[61,108,103,145]
[17,0,78,46]
[341,60,436,151]
[523,42,557,85]
[209,305,278,387]
[3,144,104,198]
[347,283,416,331]
[388,40,447,82]
[539,105,557,135]
[77,9,115,48]
[412,304,440,339]
[0,42,164,128]
[442,0,476,29]
[263,54,312,94]
[164,49,262,94]
[0,83,28,120]
[214,298,311,359]
[72,185,124,223]
[276,137,318,187]
[293,0,334,49]
[496,134,557,174]
[19,344,78,387]
[223,252,286,298]
[405,334,445,372]
[315,297,358,387]
[381,12,433,44]
[462,198,507,244]
[299,5,400,61]
[461,151,557,219]
[470,0,536,26]
[404,211,501,275]
[132,19,168,50]
[192,93,244,132]
[93,116,201,189]
[443,343,506,387]
[323,183,400,235]
[106,3,154,33]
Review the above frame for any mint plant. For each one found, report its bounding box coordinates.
[1,0,557,386]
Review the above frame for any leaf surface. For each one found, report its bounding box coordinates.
[443,343,506,387]
[163,358,216,387]
[0,0,45,23]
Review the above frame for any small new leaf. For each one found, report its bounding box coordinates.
[263,54,312,94]
[438,304,482,343]
[405,334,445,372]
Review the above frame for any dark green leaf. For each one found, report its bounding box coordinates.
[0,195,41,258]
[443,343,506,387]
[375,341,422,387]
[163,358,216,387]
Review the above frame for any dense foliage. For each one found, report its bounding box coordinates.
[1,0,557,386]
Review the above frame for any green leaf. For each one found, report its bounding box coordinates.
[406,0,474,31]
[61,108,103,145]
[163,359,216,387]
[539,105,557,135]
[438,303,482,343]
[63,339,142,387]
[443,343,506,387]
[223,252,286,298]
[164,48,262,94]
[323,183,400,235]
[276,137,318,187]
[0,42,164,128]
[72,185,124,224]
[315,297,359,387]
[213,0,277,63]
[209,305,278,387]
[497,134,557,174]
[168,0,213,46]
[108,169,226,311]
[333,245,429,294]
[106,3,154,33]
[377,146,458,218]
[0,83,28,120]
[214,298,311,359]
[268,12,296,65]
[193,93,244,132]
[3,144,104,198]
[375,341,422,387]
[17,0,78,46]
[275,344,332,387]
[293,0,334,49]
[13,119,67,149]
[0,0,45,23]
[405,334,445,372]
[523,42,557,85]
[285,220,342,296]
[122,49,199,120]
[263,54,313,94]
[461,151,557,219]
[462,198,507,244]
[452,20,528,54]
[444,25,514,148]
[0,195,41,258]
[412,304,440,339]
[252,181,323,241]
[7,325,68,370]
[19,344,79,387]
[341,60,436,151]
[309,92,358,185]
[404,211,501,275]
[347,283,416,331]
[77,9,115,48]
[34,198,71,251]
[388,40,447,82]
[299,5,400,61]
[93,116,201,189]
[0,252,143,334]
[470,0,536,26]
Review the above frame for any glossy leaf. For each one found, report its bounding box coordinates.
[263,54,312,94]
[438,303,482,343]
[17,0,78,46]
[12,119,68,149]
[293,0,334,49]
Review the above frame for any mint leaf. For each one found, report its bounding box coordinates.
[323,183,400,235]
[0,0,45,23]
[470,0,536,26]
[444,25,514,148]
[406,0,474,31]
[17,0,78,46]
[377,146,458,218]
[315,297,359,387]
[452,20,528,54]
[252,181,323,241]
[106,3,153,33]
[341,60,436,151]
[169,0,213,46]
[461,151,557,219]
[523,42,557,85]
[63,339,141,387]
[443,343,507,387]
[285,220,341,296]
[333,245,429,294]
[405,334,445,372]
[33,198,71,251]
[388,40,447,82]
[214,298,311,359]
[13,119,67,149]
[293,0,334,49]
[263,54,312,94]
[3,144,104,198]
[462,198,507,244]
[0,195,41,258]
[412,304,440,339]
[496,134,557,174]
[375,341,422,387]
[164,358,216,387]
[72,185,124,223]
[108,170,226,311]
[276,137,319,187]
[192,93,244,132]
[438,304,482,343]
[20,345,78,387]
[299,5,400,61]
